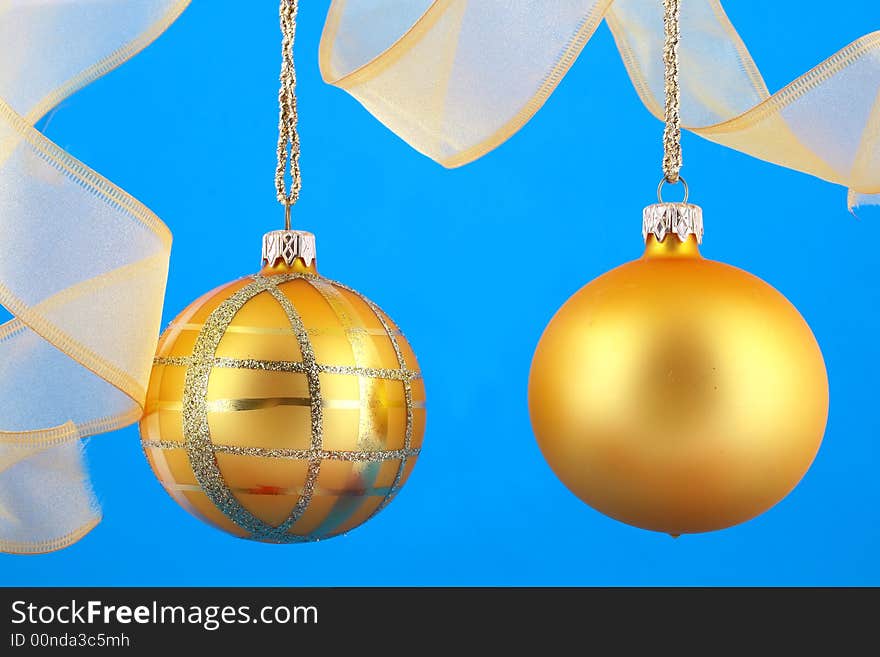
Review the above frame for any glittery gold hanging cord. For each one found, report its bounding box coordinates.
[661,0,684,197]
[276,0,302,230]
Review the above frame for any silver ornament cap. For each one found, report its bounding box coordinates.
[262,230,317,267]
[642,202,704,244]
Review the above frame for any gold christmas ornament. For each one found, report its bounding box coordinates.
[140,233,425,542]
[139,0,425,542]
[528,203,828,535]
[529,1,828,535]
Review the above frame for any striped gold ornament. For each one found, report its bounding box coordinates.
[139,231,425,542]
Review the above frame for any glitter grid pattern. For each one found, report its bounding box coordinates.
[139,271,425,543]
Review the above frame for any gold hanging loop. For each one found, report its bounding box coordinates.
[656,176,688,204]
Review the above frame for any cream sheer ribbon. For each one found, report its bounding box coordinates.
[0,0,189,555]
[319,0,880,209]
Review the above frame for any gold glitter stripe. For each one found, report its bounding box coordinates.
[330,280,417,518]
[154,355,421,381]
[143,440,419,462]
[305,277,391,535]
[318,363,419,381]
[214,357,307,373]
[168,482,395,497]
[215,444,418,461]
[168,322,402,337]
[181,277,286,539]
[306,278,377,450]
[263,279,324,538]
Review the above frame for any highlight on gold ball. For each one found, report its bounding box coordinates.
[139,231,426,542]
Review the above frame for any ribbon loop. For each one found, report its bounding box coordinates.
[0,0,189,554]
[320,0,880,208]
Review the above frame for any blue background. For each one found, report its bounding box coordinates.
[2,1,878,586]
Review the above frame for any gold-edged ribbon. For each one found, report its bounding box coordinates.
[0,0,190,554]
[319,0,880,209]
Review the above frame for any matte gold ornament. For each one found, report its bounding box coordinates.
[528,202,828,535]
[140,231,426,542]
[529,1,827,536]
